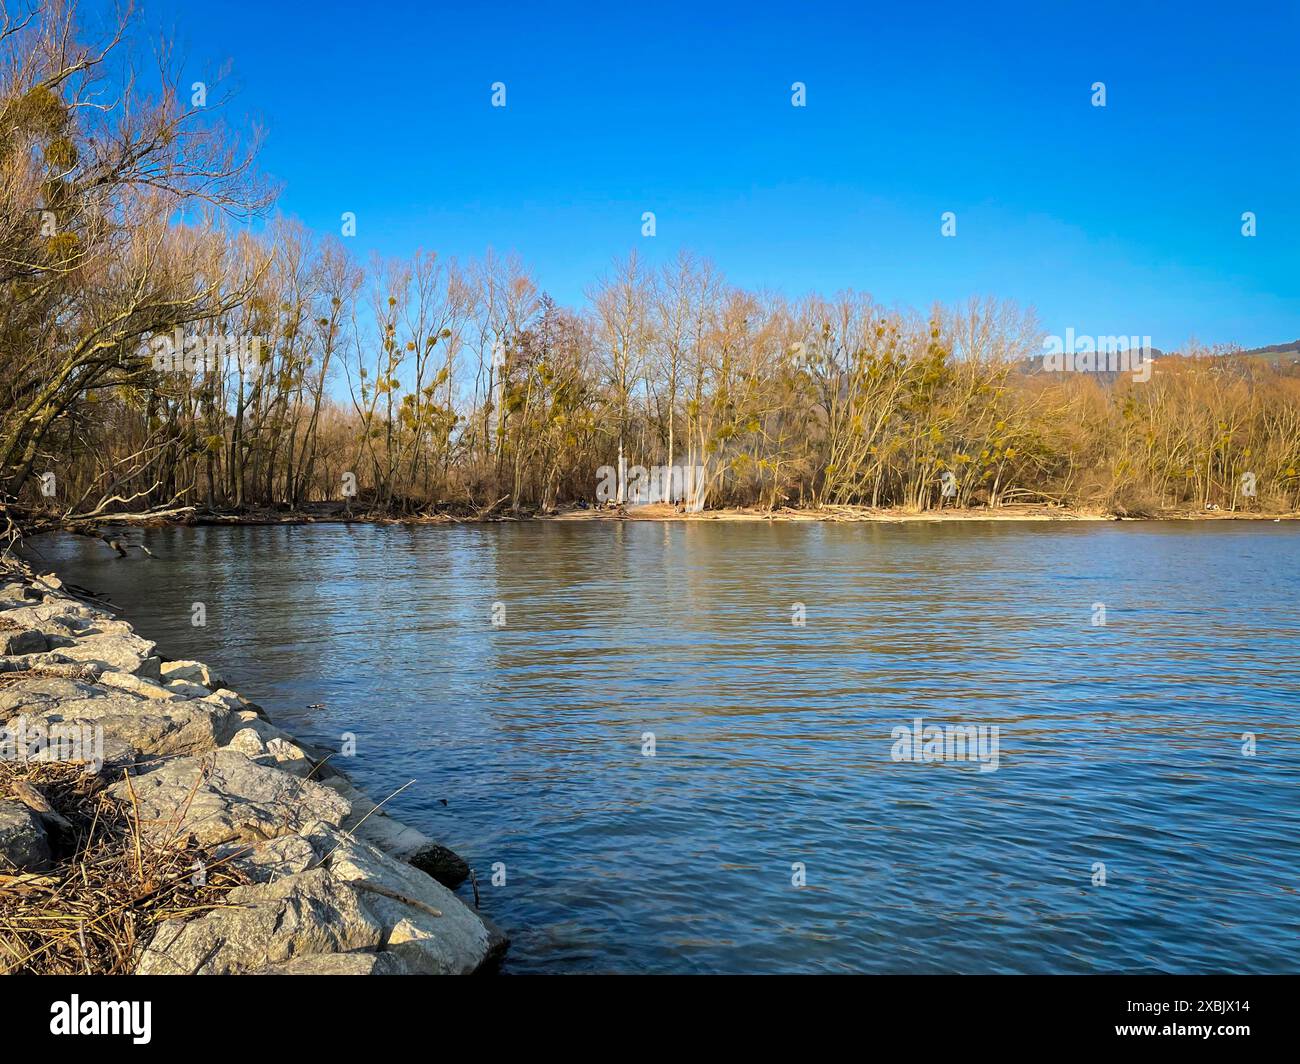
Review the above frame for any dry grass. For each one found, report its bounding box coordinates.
[0,664,100,689]
[0,758,249,974]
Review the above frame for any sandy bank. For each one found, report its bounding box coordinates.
[74,501,1300,531]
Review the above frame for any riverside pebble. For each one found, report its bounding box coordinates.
[0,559,506,974]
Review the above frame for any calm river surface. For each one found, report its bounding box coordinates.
[28,521,1300,973]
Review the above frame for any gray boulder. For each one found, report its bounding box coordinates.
[134,829,505,975]
[214,831,320,884]
[407,844,471,889]
[135,867,388,974]
[53,632,160,678]
[97,671,183,701]
[164,678,212,699]
[0,627,48,655]
[106,751,352,848]
[0,677,100,722]
[0,582,40,609]
[256,950,411,975]
[220,726,315,778]
[0,800,51,871]
[160,660,224,691]
[322,775,469,886]
[25,693,227,761]
[0,603,105,633]
[324,832,507,974]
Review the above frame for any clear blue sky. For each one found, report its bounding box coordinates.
[139,0,1296,350]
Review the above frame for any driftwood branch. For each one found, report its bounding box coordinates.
[0,501,196,557]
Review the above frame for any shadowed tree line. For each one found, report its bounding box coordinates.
[4,2,1299,540]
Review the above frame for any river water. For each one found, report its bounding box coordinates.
[27,520,1300,973]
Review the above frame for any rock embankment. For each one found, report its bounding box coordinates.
[0,559,506,974]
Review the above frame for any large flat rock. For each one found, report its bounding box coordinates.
[22,692,227,761]
[46,631,160,678]
[107,750,352,848]
[135,828,505,975]
[0,677,102,720]
[136,867,388,974]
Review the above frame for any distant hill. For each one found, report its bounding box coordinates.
[1239,339,1300,359]
[1018,339,1300,382]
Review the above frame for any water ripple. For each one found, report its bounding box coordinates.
[30,520,1300,973]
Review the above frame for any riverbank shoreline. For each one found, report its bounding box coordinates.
[55,501,1300,531]
[0,553,506,974]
